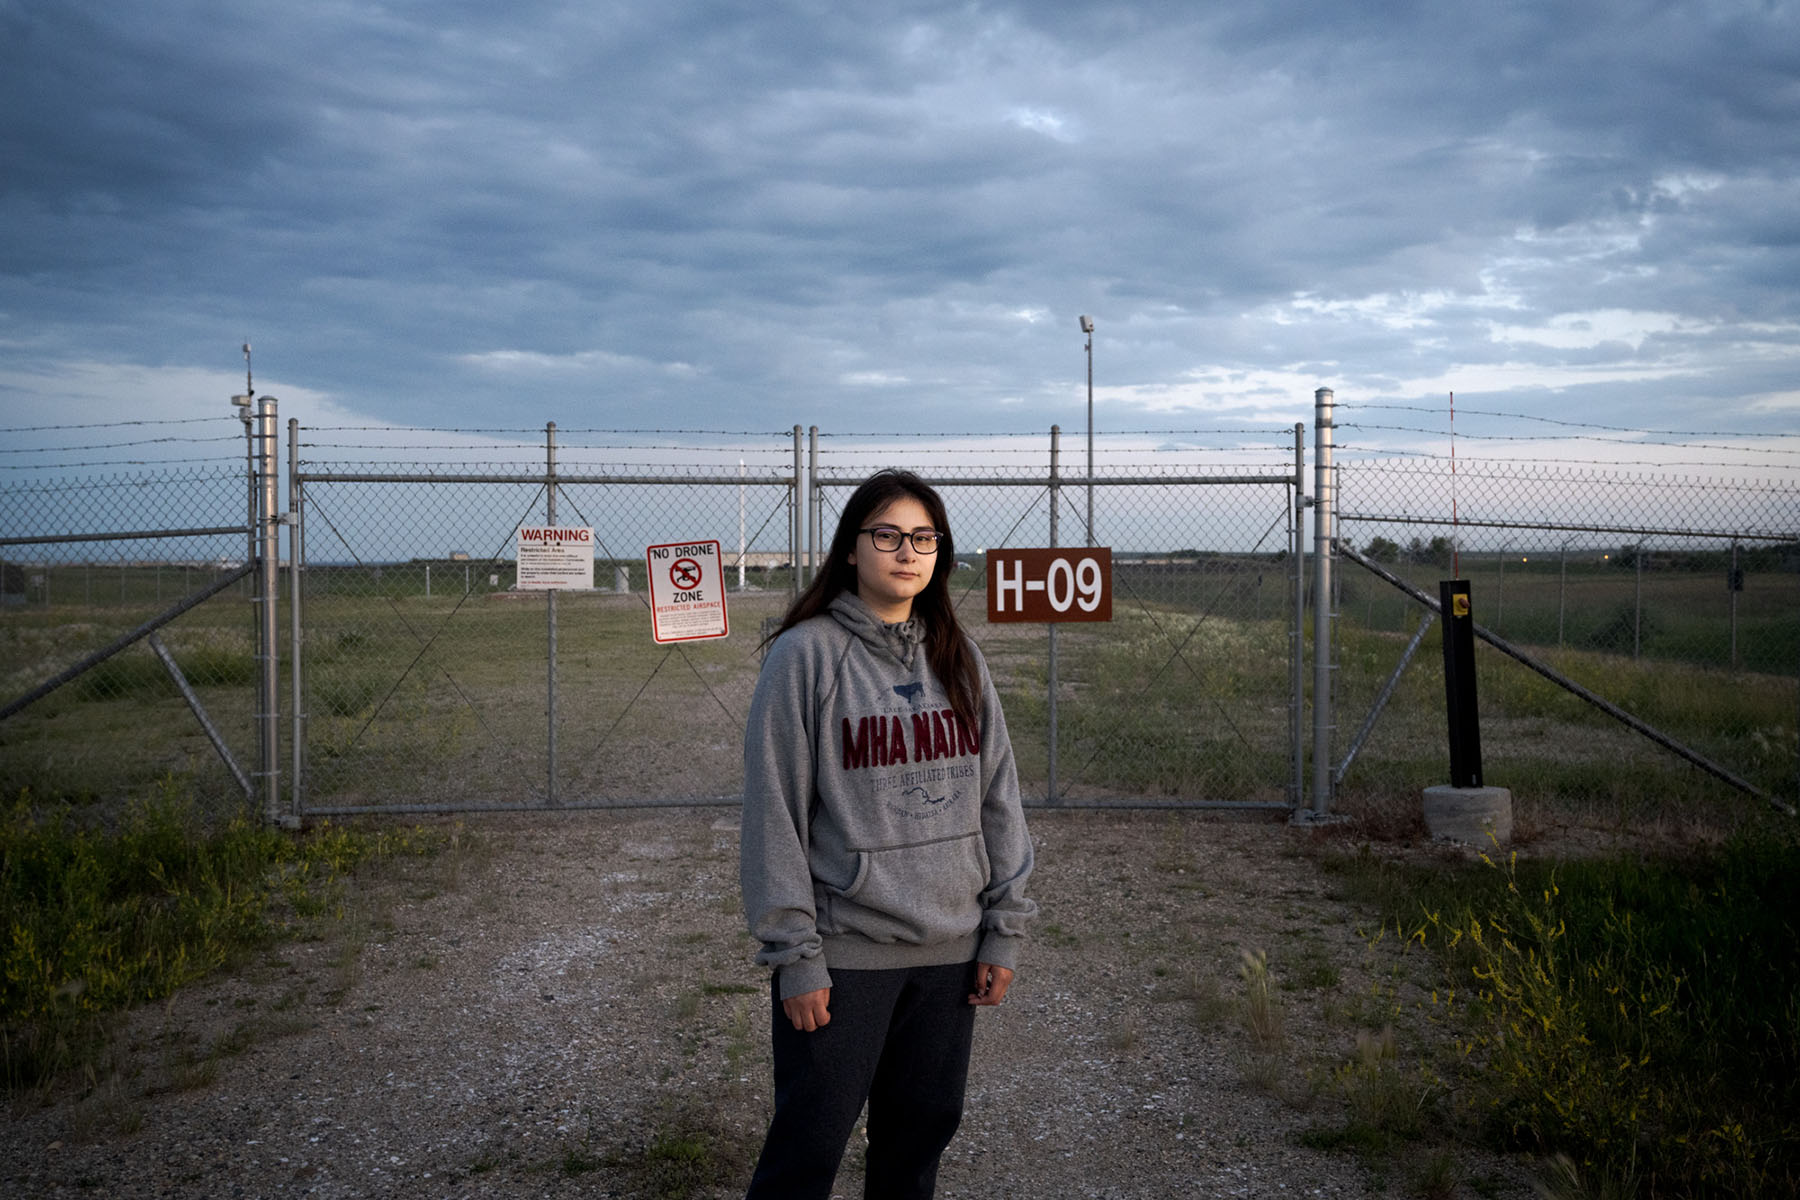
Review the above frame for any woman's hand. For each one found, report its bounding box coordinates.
[781,988,832,1031]
[968,962,1013,1006]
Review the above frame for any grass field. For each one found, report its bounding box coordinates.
[1343,554,1798,675]
[2,553,1795,821]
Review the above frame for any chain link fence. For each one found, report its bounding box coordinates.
[5,409,1795,824]
[1332,456,1800,821]
[290,425,804,815]
[291,425,1306,814]
[1,462,263,820]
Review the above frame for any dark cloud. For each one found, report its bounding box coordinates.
[0,0,1796,448]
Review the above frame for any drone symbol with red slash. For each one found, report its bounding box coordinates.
[670,558,702,589]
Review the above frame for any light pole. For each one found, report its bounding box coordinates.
[1079,315,1094,546]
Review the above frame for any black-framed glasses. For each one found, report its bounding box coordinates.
[860,526,942,554]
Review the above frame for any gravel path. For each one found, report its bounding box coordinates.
[3,808,1534,1198]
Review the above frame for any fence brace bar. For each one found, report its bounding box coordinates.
[1333,610,1437,787]
[0,564,255,721]
[148,632,253,800]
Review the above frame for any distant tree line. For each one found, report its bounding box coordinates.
[1359,536,1796,573]
[1360,536,1452,567]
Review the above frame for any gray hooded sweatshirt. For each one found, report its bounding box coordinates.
[740,592,1037,1000]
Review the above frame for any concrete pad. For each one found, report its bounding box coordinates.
[1422,784,1513,846]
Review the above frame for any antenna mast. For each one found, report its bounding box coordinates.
[243,342,254,399]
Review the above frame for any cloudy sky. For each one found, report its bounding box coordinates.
[3,0,1798,469]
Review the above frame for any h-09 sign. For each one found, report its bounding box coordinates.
[985,547,1112,623]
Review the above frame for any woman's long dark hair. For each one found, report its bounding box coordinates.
[766,469,983,734]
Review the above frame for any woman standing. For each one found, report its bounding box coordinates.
[739,468,1037,1200]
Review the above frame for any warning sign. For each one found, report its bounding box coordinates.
[516,527,595,590]
[645,539,729,642]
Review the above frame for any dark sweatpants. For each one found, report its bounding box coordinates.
[744,961,978,1200]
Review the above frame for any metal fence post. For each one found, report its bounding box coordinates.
[546,421,558,807]
[1729,539,1739,670]
[1634,539,1644,660]
[792,425,803,603]
[1047,424,1061,805]
[254,397,281,825]
[1496,542,1506,633]
[809,425,820,588]
[1291,423,1306,809]
[1311,387,1335,816]
[1558,538,1568,648]
[289,417,304,823]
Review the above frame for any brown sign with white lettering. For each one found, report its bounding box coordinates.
[985,548,1112,623]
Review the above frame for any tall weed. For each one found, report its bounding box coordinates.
[1329,833,1800,1196]
[1,784,440,1090]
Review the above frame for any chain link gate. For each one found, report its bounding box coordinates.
[811,427,1308,809]
[1,403,279,826]
[289,424,805,817]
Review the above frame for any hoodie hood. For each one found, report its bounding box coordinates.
[829,592,924,668]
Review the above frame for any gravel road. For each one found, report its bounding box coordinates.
[3,808,1534,1198]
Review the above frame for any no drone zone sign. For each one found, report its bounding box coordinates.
[645,539,729,643]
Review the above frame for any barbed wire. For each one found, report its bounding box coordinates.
[1339,422,1800,458]
[1334,445,1800,473]
[1,456,247,472]
[288,459,800,474]
[0,435,244,454]
[816,427,1295,438]
[292,445,797,457]
[1337,402,1790,441]
[0,466,246,492]
[297,426,794,437]
[5,413,1797,481]
[0,417,229,433]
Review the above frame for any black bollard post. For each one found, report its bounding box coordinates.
[1440,579,1483,788]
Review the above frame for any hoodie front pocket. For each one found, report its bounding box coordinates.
[834,831,987,945]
